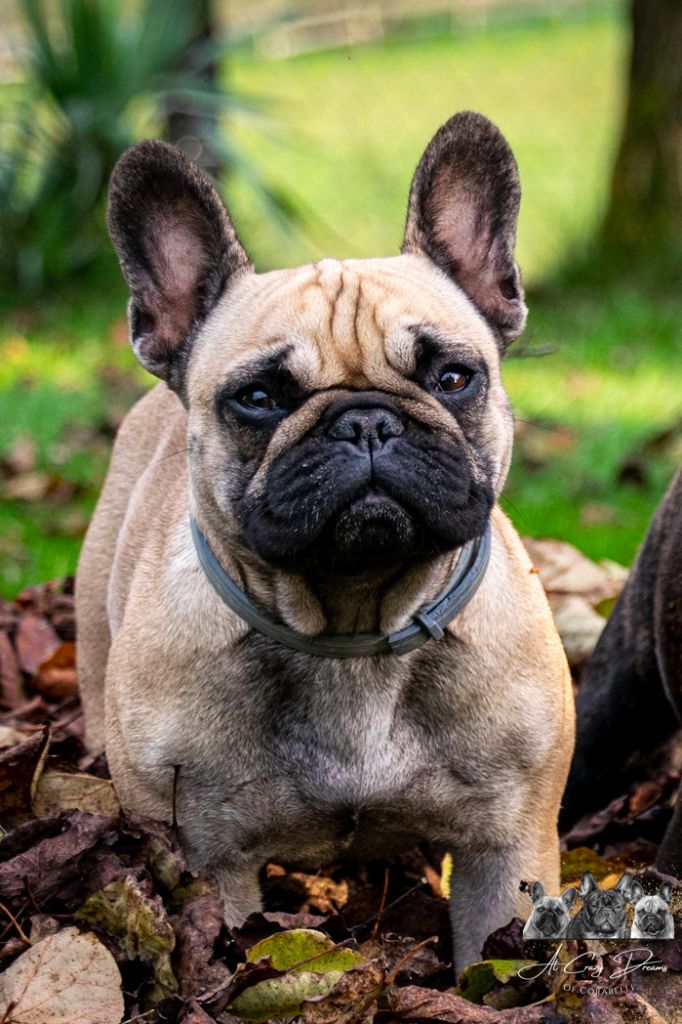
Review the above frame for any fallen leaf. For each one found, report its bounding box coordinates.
[387,984,561,1022]
[2,471,52,501]
[173,882,231,995]
[229,969,345,1023]
[0,632,21,707]
[0,810,113,900]
[77,874,177,995]
[295,960,385,1023]
[0,726,26,750]
[178,997,218,1023]
[522,537,627,602]
[458,959,538,1005]
[228,930,366,1022]
[245,929,364,974]
[14,614,60,677]
[549,595,608,667]
[35,642,77,698]
[0,730,50,828]
[32,769,120,818]
[288,871,349,914]
[0,926,124,1024]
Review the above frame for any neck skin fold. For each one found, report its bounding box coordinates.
[193,511,462,637]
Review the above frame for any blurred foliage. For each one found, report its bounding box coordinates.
[0,0,295,295]
[0,5,681,594]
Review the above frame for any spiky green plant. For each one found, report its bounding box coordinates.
[0,0,290,294]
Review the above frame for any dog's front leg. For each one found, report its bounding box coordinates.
[448,844,527,976]
[449,827,559,977]
[215,863,264,928]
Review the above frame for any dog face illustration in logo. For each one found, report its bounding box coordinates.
[523,881,577,939]
[630,881,675,939]
[567,872,634,940]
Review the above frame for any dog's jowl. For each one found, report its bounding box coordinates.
[77,111,575,973]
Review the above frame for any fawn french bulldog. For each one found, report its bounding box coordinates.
[77,112,574,973]
[523,881,577,939]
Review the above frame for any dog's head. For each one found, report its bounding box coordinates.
[528,881,577,937]
[576,872,634,935]
[107,112,526,575]
[631,881,673,936]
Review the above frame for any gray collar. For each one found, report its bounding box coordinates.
[190,517,491,659]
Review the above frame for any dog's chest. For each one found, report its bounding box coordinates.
[184,637,497,863]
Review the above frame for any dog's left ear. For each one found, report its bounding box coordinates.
[402,111,527,349]
[660,882,673,905]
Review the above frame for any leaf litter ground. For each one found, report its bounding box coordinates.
[0,561,681,1024]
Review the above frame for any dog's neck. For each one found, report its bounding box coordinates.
[195,518,460,637]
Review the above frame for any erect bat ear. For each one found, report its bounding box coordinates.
[107,140,252,394]
[561,887,577,910]
[530,881,545,904]
[579,872,598,898]
[630,881,645,903]
[615,872,634,896]
[660,882,673,905]
[402,111,527,349]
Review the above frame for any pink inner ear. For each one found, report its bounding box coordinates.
[428,166,487,272]
[155,215,206,300]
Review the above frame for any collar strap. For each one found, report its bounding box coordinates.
[190,517,491,659]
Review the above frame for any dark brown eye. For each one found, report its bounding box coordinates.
[436,368,471,394]
[238,387,278,411]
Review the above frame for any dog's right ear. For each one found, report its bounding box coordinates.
[660,882,673,905]
[107,140,252,394]
[630,881,645,903]
[530,881,545,904]
[561,887,577,911]
[579,872,598,898]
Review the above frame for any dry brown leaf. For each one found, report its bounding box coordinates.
[32,769,120,818]
[522,537,627,602]
[0,730,50,828]
[0,632,21,707]
[14,614,60,677]
[0,926,124,1024]
[549,594,608,667]
[35,642,77,698]
[289,871,349,914]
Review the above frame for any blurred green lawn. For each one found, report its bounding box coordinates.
[1,7,681,595]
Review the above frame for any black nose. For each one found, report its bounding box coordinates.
[326,405,404,451]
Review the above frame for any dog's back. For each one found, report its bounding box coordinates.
[76,384,186,753]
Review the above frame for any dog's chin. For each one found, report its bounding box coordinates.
[326,494,419,573]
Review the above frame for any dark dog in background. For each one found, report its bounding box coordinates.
[630,881,675,939]
[523,881,577,939]
[567,872,634,939]
[561,468,682,876]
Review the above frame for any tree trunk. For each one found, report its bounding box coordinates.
[600,0,682,261]
[166,0,222,178]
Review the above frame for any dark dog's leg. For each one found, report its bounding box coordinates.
[561,469,682,831]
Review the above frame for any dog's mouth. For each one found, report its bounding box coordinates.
[325,491,418,570]
[535,910,565,936]
[238,434,494,573]
[638,913,666,933]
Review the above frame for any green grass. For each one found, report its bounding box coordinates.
[1,7,681,595]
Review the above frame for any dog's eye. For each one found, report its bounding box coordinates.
[237,387,279,411]
[435,367,472,394]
